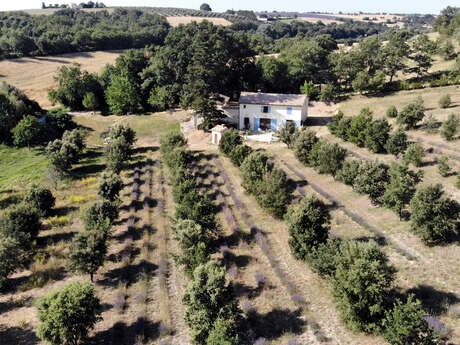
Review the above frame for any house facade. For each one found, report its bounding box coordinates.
[238,92,308,131]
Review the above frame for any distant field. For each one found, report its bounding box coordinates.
[166,16,231,27]
[0,50,122,108]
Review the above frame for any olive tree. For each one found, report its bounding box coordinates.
[25,185,56,216]
[240,150,273,194]
[440,113,459,141]
[36,281,102,345]
[98,170,124,201]
[219,129,242,156]
[229,144,253,166]
[353,160,390,204]
[292,129,318,165]
[403,144,425,167]
[397,97,425,129]
[386,128,408,156]
[255,167,291,219]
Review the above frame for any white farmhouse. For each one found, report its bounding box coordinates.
[238,92,308,131]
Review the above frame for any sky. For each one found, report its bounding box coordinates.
[0,0,456,14]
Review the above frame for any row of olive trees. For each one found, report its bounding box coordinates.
[34,125,137,345]
[161,131,243,345]
[286,195,442,343]
[283,127,459,245]
[219,129,291,219]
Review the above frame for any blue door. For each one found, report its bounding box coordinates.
[270,118,277,131]
[254,117,259,131]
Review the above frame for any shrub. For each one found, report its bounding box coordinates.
[286,195,330,261]
[353,160,390,204]
[336,160,362,185]
[308,238,341,278]
[45,139,76,173]
[300,80,320,101]
[67,230,108,281]
[25,185,56,216]
[164,147,191,173]
[277,121,298,148]
[331,240,395,332]
[105,137,129,173]
[255,167,290,218]
[82,92,98,111]
[420,114,440,134]
[219,129,242,156]
[383,294,438,345]
[386,105,398,118]
[173,178,198,204]
[183,260,241,345]
[160,131,187,155]
[229,144,253,166]
[82,200,118,231]
[347,108,373,147]
[0,235,22,289]
[36,281,102,345]
[438,94,451,109]
[11,115,43,147]
[172,219,214,276]
[314,141,347,176]
[440,113,459,141]
[292,130,318,165]
[437,156,451,177]
[403,144,425,167]
[108,124,136,147]
[320,83,336,102]
[240,151,273,194]
[409,184,460,245]
[364,118,391,153]
[382,163,423,218]
[62,129,86,154]
[98,170,124,201]
[327,110,344,135]
[206,317,240,345]
[336,116,352,141]
[457,170,460,189]
[175,189,217,231]
[0,203,41,250]
[397,97,425,129]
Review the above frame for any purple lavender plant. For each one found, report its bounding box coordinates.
[291,294,306,305]
[254,273,265,286]
[423,316,450,336]
[241,300,254,313]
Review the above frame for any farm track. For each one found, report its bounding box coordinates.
[156,160,190,345]
[210,155,385,345]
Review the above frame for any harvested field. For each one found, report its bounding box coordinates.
[166,16,231,27]
[0,50,123,108]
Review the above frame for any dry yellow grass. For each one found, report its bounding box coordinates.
[166,16,231,27]
[0,50,122,108]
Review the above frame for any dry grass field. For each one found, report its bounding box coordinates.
[0,50,123,108]
[166,16,231,27]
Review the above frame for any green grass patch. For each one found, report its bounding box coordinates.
[0,145,49,190]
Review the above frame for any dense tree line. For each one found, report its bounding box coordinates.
[0,9,170,58]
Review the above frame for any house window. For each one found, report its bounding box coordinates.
[259,118,271,130]
[287,107,292,115]
[262,105,270,113]
[244,117,250,130]
[243,105,246,108]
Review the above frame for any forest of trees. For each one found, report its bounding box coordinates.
[0,7,397,59]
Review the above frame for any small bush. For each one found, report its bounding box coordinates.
[420,114,440,134]
[313,141,348,176]
[229,144,253,167]
[286,195,330,261]
[336,160,362,185]
[410,184,460,245]
[386,128,408,156]
[403,144,425,167]
[25,185,55,216]
[175,189,217,231]
[0,203,41,250]
[308,238,341,278]
[277,121,298,148]
[438,94,451,109]
[98,170,124,201]
[255,167,290,219]
[383,294,438,345]
[320,83,335,102]
[83,200,118,231]
[11,115,43,147]
[336,116,352,141]
[438,156,451,177]
[292,130,318,165]
[347,108,372,147]
[353,160,390,204]
[219,129,242,156]
[386,105,398,118]
[160,131,187,155]
[364,118,391,153]
[36,281,102,345]
[0,235,22,289]
[327,110,344,135]
[397,97,425,129]
[240,151,273,194]
[47,216,70,227]
[331,240,395,332]
[440,113,460,141]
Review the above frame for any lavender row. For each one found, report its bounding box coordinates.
[212,158,332,344]
[282,160,417,261]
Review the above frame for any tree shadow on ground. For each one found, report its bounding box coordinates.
[113,224,143,242]
[0,296,33,314]
[71,163,106,178]
[305,116,332,126]
[355,235,387,246]
[88,319,161,345]
[405,285,460,316]
[246,308,305,340]
[233,282,266,299]
[53,205,78,216]
[97,260,157,288]
[0,193,22,209]
[0,325,40,345]
[37,231,76,247]
[132,146,159,155]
